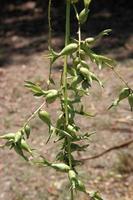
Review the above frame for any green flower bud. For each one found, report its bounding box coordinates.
[15,131,22,143]
[68,170,77,181]
[59,43,78,56]
[46,90,58,103]
[38,110,51,126]
[51,163,70,172]
[84,0,92,8]
[79,8,89,24]
[24,125,31,139]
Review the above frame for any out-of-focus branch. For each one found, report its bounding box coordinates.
[80,138,133,162]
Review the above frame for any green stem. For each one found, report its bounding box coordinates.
[63,0,70,125]
[63,1,74,200]
[47,0,52,90]
[73,5,81,60]
[67,138,74,199]
[78,21,81,59]
[63,56,69,125]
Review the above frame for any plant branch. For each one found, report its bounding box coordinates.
[48,0,52,49]
[80,138,133,162]
[63,0,70,125]
[24,101,46,127]
[64,1,74,199]
[78,21,81,59]
[107,63,132,90]
[47,0,53,89]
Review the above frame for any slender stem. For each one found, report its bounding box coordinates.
[63,0,70,125]
[24,101,46,127]
[48,0,52,49]
[63,56,69,125]
[47,0,52,90]
[73,5,81,60]
[78,21,81,59]
[67,137,74,199]
[63,1,74,199]
[107,63,132,90]
[112,68,131,89]
[73,4,79,20]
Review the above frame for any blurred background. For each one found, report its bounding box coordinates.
[0,1,133,200]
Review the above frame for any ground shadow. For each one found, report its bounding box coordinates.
[0,0,133,67]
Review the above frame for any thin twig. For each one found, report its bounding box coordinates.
[47,0,53,90]
[107,63,132,90]
[24,101,46,127]
[80,138,133,162]
[64,1,74,199]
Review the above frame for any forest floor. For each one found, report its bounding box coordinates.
[0,1,133,200]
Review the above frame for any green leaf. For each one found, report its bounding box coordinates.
[56,114,65,129]
[92,54,115,69]
[0,133,15,140]
[94,29,112,41]
[89,72,103,87]
[74,132,95,141]
[75,179,86,192]
[67,124,77,135]
[33,156,51,167]
[56,151,65,162]
[75,104,95,117]
[71,143,89,152]
[20,139,32,154]
[67,67,77,76]
[46,126,55,144]
[14,144,28,161]
[71,75,83,88]
[118,87,130,101]
[85,29,112,47]
[81,43,94,59]
[109,88,131,110]
[38,156,51,166]
[82,80,91,91]
[57,128,73,139]
[49,49,60,64]
[80,42,115,69]
[24,81,44,96]
[80,60,90,69]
